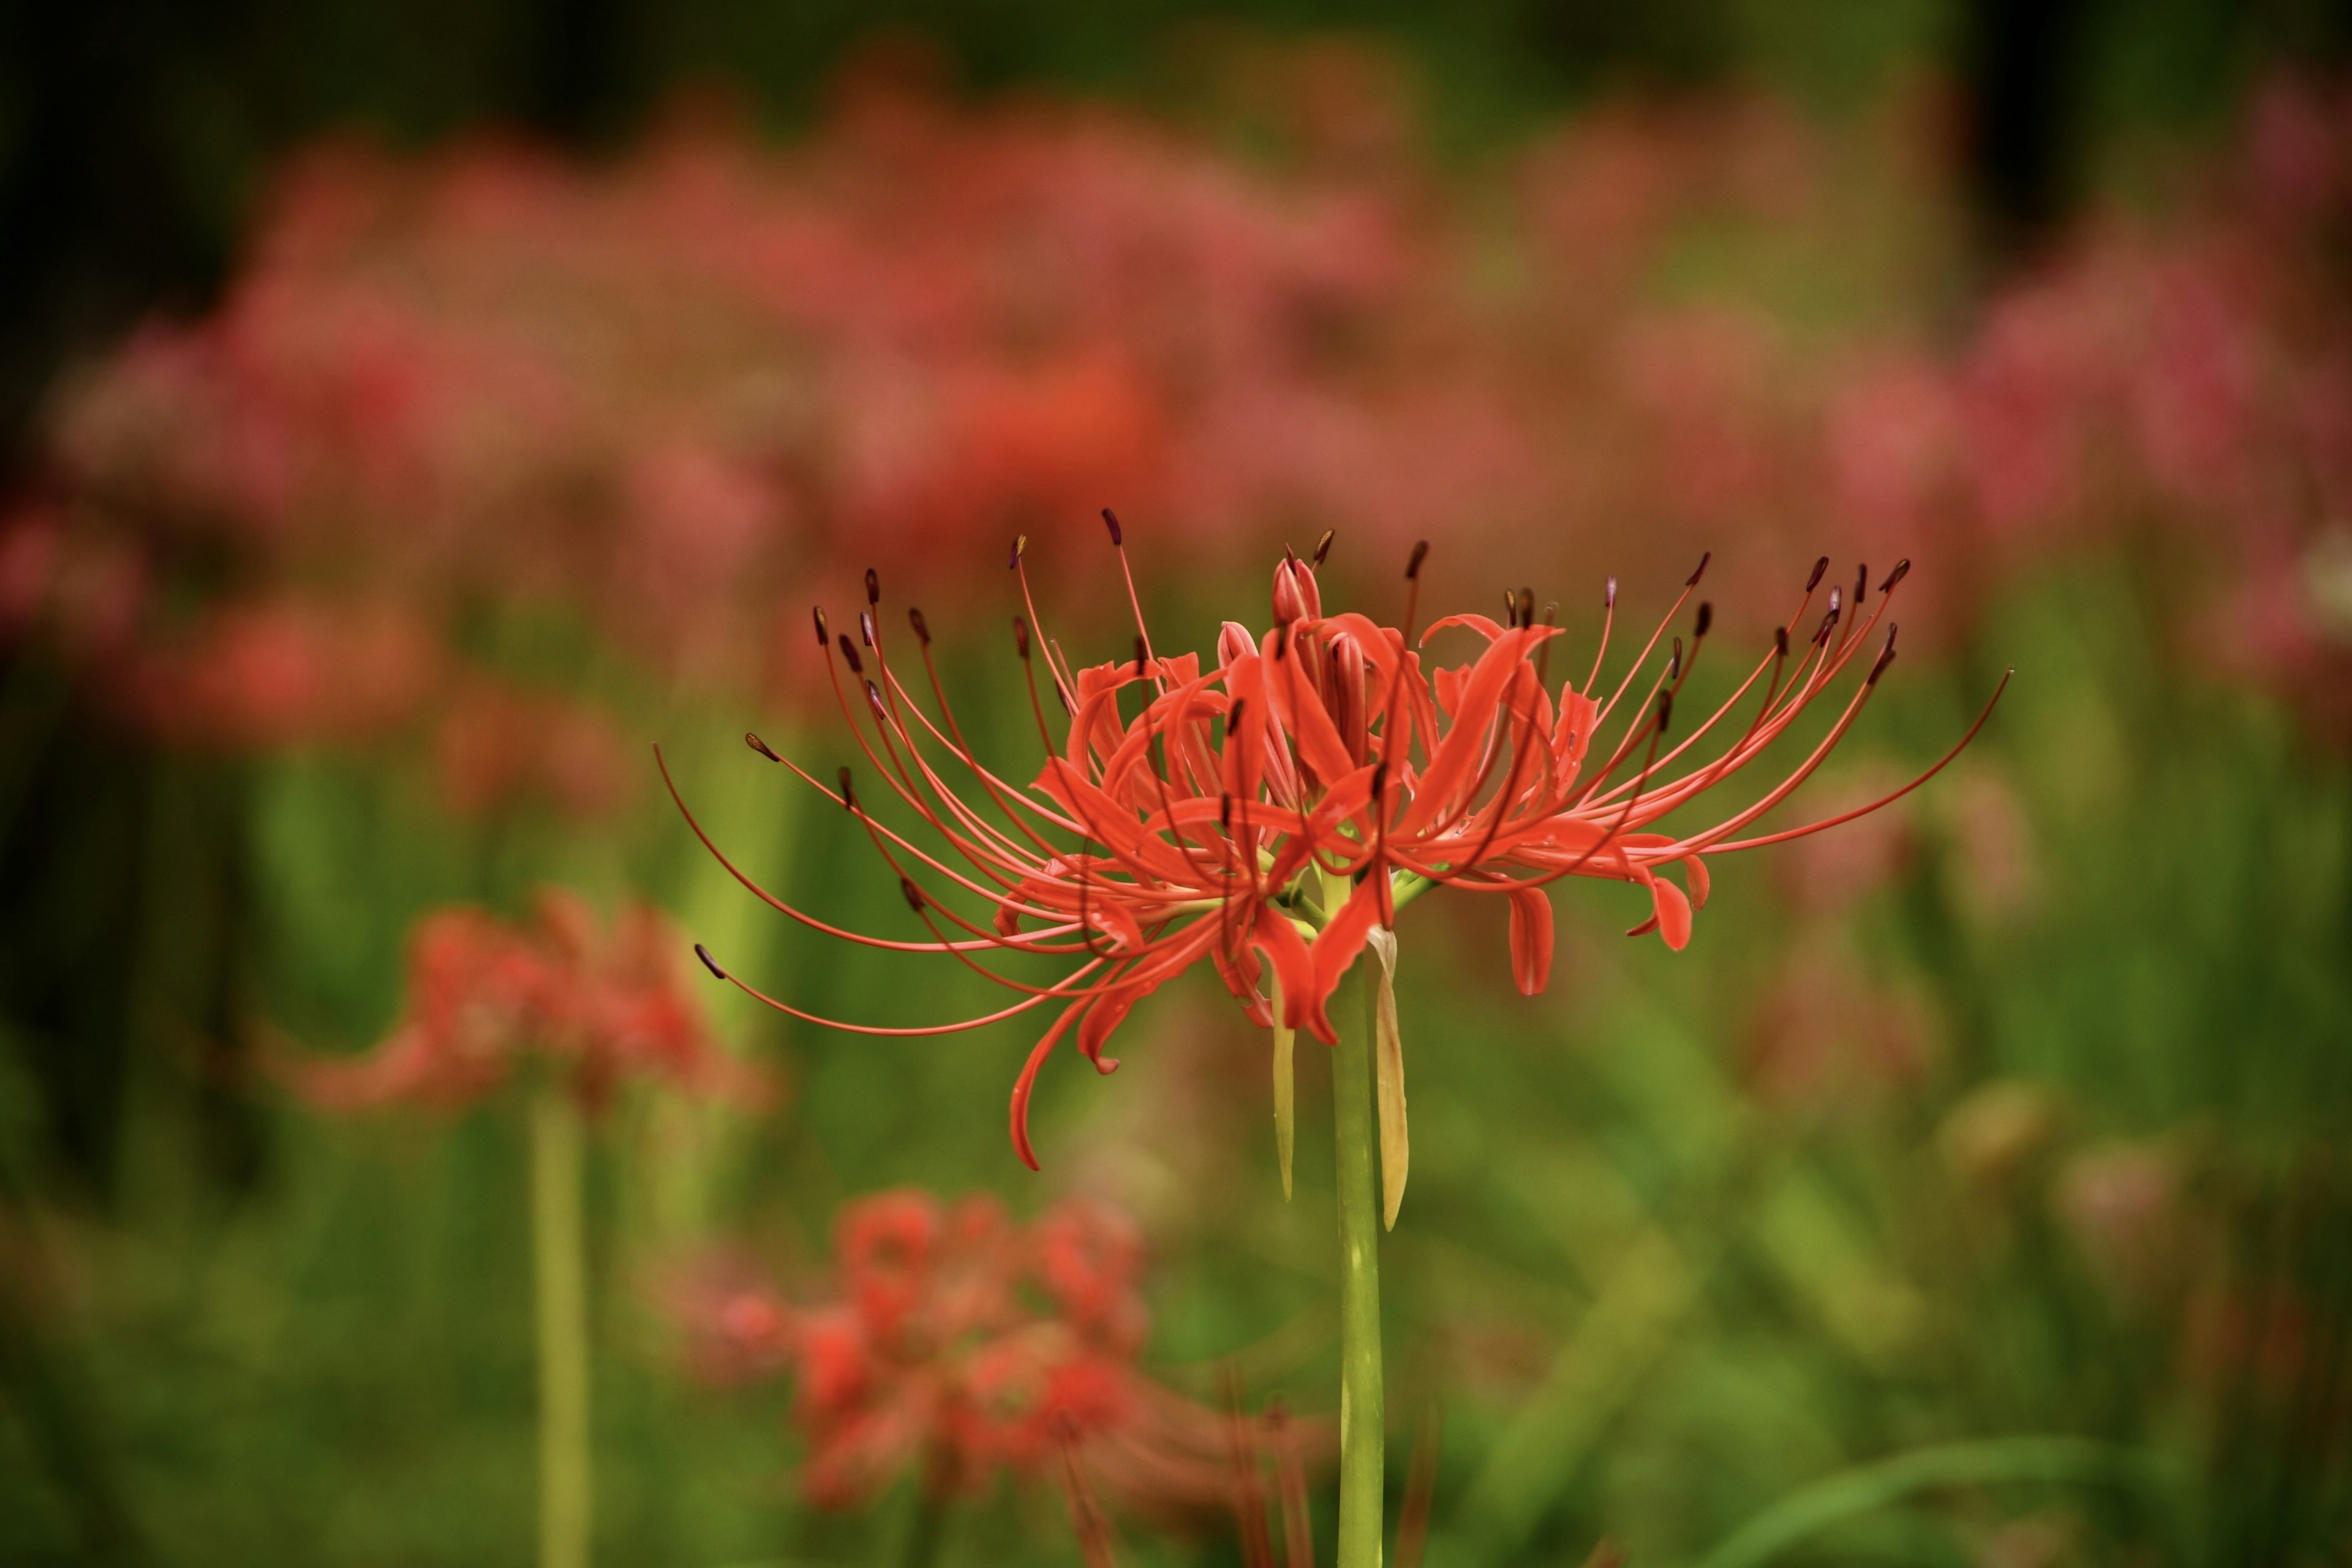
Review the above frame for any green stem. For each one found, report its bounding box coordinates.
[1333,957,1387,1567]
[899,1483,950,1568]
[531,1088,592,1568]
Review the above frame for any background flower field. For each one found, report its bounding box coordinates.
[1,4,2348,1564]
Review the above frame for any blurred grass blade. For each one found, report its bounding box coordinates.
[1463,1225,1700,1554]
[1694,1437,2171,1568]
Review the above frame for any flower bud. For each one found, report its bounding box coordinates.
[1272,558,1319,624]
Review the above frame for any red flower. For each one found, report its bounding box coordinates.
[668,521,2001,1171]
[679,1189,1232,1513]
[296,888,760,1114]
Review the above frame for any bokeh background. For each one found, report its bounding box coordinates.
[4,1,2351,1564]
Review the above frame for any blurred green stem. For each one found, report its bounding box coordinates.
[532,1087,592,1568]
[1333,957,1385,1567]
[899,1483,949,1568]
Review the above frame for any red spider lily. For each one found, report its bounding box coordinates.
[666,516,2003,1182]
[295,888,761,1114]
[674,1189,1236,1514]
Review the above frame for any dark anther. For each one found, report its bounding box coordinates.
[865,680,887,720]
[812,606,829,646]
[1516,587,1535,628]
[1101,507,1123,546]
[836,633,863,674]
[1133,635,1148,677]
[1695,601,1713,639]
[1686,551,1711,587]
[900,877,924,912]
[1503,587,1518,625]
[1658,690,1675,732]
[745,732,781,761]
[1406,540,1429,579]
[1814,605,1841,645]
[694,944,727,981]
[1370,766,1385,802]
[1012,614,1031,658]
[1774,625,1790,657]
[1605,576,1619,609]
[1226,698,1246,739]
[1270,624,1289,659]
[1055,684,1076,717]
[1853,564,1868,608]
[1219,792,1233,830]
[908,607,932,645]
[859,610,875,648]
[865,568,880,605]
[1829,586,1843,618]
[1879,559,1910,594]
[1669,636,1683,680]
[1868,625,1899,684]
[1008,534,1028,569]
[1807,556,1830,591]
[1313,529,1335,567]
[837,766,857,810]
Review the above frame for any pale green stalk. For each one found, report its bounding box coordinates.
[530,1087,592,1568]
[1333,955,1386,1566]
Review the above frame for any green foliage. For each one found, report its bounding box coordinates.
[2,557,2347,1565]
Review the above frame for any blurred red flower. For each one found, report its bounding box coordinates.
[672,526,1999,1170]
[296,888,761,1114]
[675,1189,1234,1513]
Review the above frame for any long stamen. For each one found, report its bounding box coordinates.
[1011,534,1079,708]
[658,745,1084,955]
[1102,507,1165,693]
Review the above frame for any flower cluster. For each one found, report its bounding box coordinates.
[671,525,2000,1178]
[676,1189,1234,1513]
[296,888,756,1113]
[3,60,2340,755]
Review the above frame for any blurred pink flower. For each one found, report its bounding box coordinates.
[296,888,760,1114]
[130,598,440,749]
[432,677,630,821]
[1744,941,1939,1109]
[2055,1142,2188,1303]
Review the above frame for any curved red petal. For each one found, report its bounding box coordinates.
[1249,903,1317,1038]
[1305,877,1386,1043]
[1009,999,1091,1171]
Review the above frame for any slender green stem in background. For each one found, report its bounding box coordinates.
[531,1087,592,1568]
[899,1491,949,1568]
[1333,958,1386,1568]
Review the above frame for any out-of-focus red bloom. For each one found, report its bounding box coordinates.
[128,597,441,749]
[676,1189,1234,1513]
[1743,941,1939,1109]
[296,888,759,1113]
[432,676,630,820]
[669,524,2002,1169]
